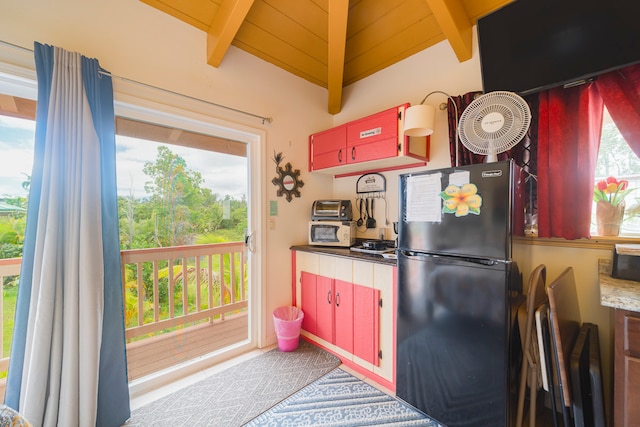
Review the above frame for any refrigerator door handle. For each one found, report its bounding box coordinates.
[400,250,502,266]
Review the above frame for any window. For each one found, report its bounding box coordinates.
[1,95,253,371]
[592,107,640,237]
[0,100,249,253]
[0,114,33,258]
[114,117,248,249]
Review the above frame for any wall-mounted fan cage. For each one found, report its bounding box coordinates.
[458,91,531,162]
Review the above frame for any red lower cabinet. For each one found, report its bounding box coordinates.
[334,279,354,354]
[353,285,380,366]
[300,272,317,335]
[316,275,334,344]
[300,272,379,365]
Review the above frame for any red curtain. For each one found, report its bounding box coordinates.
[447,92,483,167]
[537,83,604,239]
[594,63,640,158]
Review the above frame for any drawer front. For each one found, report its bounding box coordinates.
[625,313,640,356]
[311,124,346,155]
[346,105,404,147]
[625,356,640,424]
[348,139,398,163]
[312,149,345,170]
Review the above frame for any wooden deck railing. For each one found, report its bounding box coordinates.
[120,242,248,341]
[0,242,248,376]
[0,257,21,374]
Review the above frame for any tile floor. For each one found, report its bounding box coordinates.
[129,344,395,412]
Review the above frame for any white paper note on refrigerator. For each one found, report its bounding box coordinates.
[448,170,470,187]
[405,173,442,222]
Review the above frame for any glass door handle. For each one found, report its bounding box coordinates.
[244,231,255,253]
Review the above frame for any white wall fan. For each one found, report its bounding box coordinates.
[458,91,531,162]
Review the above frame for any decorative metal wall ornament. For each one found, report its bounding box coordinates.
[271,151,304,202]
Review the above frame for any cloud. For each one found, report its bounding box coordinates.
[116,136,247,199]
[0,116,35,197]
[0,117,247,200]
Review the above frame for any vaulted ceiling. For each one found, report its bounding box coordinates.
[140,0,513,114]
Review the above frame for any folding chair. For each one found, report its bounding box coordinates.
[516,264,547,427]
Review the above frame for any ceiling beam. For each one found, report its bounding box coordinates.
[327,0,349,114]
[425,0,473,62]
[207,0,255,67]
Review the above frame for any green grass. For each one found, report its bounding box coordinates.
[1,284,18,378]
[3,285,17,359]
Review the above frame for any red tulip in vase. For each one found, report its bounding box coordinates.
[593,177,634,236]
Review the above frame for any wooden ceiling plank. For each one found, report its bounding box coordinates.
[140,0,218,31]
[327,0,349,114]
[424,0,472,62]
[345,0,430,63]
[207,0,256,67]
[233,22,328,86]
[262,0,328,40]
[346,0,407,36]
[241,1,327,62]
[462,0,514,22]
[344,17,445,85]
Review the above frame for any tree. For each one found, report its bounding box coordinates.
[596,122,640,178]
[143,146,205,246]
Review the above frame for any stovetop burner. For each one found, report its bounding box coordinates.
[350,240,396,255]
[362,240,388,250]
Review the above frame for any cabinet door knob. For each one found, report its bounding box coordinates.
[327,290,331,304]
[351,146,356,160]
[338,149,342,163]
[336,292,340,307]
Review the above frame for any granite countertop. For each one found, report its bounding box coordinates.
[291,244,397,266]
[599,259,640,312]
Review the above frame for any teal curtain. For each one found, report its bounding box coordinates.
[5,42,130,427]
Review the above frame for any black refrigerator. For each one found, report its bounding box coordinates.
[396,160,524,427]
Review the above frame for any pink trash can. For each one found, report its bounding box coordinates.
[273,306,304,352]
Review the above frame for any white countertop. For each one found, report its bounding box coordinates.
[599,259,640,312]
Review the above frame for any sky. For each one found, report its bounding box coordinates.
[0,115,247,200]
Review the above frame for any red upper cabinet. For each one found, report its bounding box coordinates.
[346,106,403,163]
[308,124,347,171]
[309,103,429,175]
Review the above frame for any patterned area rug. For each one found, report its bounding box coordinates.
[123,340,341,426]
[244,368,443,427]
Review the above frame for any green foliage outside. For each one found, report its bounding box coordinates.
[596,122,640,231]
[596,123,640,178]
[1,145,248,356]
[0,196,27,263]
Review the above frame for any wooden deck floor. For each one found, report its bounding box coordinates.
[126,311,249,381]
[0,313,248,400]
